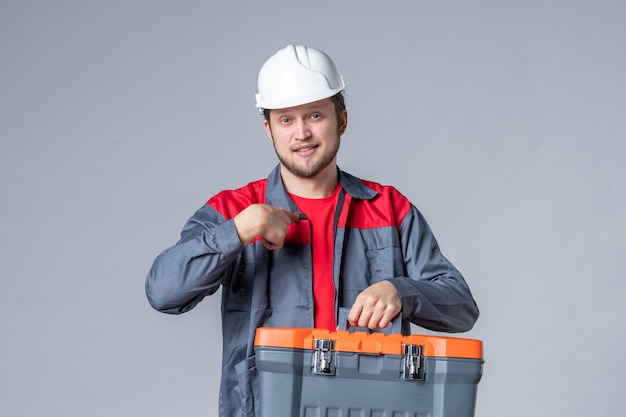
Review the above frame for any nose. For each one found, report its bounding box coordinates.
[294,119,312,140]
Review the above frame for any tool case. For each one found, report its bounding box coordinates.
[254,327,483,417]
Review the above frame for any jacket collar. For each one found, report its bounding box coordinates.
[266,164,378,209]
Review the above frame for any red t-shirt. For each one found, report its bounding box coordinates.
[289,185,341,331]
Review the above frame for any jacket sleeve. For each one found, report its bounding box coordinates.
[387,206,479,332]
[145,204,244,314]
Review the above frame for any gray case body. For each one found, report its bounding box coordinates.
[255,345,483,417]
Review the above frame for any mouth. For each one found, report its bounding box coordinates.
[293,144,318,156]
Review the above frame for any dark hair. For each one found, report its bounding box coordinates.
[262,91,346,123]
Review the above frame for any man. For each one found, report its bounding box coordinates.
[146,44,479,417]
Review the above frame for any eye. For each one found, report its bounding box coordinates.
[310,113,321,120]
[280,116,291,124]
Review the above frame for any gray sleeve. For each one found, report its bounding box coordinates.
[145,204,244,314]
[387,206,479,332]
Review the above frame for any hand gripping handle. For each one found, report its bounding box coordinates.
[337,307,407,335]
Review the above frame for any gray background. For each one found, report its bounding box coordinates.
[1,1,624,416]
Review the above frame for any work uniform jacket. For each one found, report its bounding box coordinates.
[146,165,479,417]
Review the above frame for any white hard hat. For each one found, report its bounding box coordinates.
[255,44,346,113]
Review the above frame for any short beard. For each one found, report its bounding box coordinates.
[273,138,340,178]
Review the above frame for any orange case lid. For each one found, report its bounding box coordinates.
[254,327,483,359]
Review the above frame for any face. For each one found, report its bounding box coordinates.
[264,98,348,179]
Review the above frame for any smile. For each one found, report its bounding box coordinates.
[293,145,318,155]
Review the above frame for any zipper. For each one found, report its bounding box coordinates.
[332,189,347,326]
[297,212,315,328]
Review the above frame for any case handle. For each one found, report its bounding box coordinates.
[337,307,406,335]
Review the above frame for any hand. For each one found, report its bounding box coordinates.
[233,204,299,250]
[347,280,402,330]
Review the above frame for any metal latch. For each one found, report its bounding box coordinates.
[313,338,335,375]
[402,344,423,380]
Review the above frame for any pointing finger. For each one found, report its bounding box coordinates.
[284,210,300,223]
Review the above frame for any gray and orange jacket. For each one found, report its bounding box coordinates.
[146,165,479,417]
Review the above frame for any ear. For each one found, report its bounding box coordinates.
[338,110,348,135]
[263,119,273,141]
